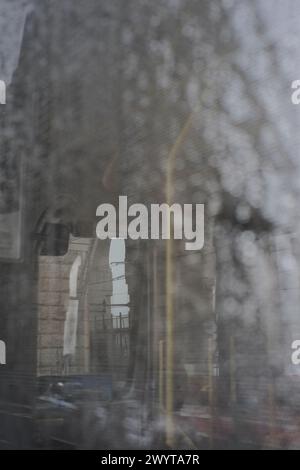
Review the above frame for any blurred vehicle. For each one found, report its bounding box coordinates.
[34,375,112,448]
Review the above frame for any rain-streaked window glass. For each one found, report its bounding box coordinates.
[1,0,300,451]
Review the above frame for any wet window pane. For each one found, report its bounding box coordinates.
[0,0,300,450]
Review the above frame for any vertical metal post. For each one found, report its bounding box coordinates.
[208,337,214,449]
[230,336,237,404]
[165,113,193,448]
[159,340,164,411]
